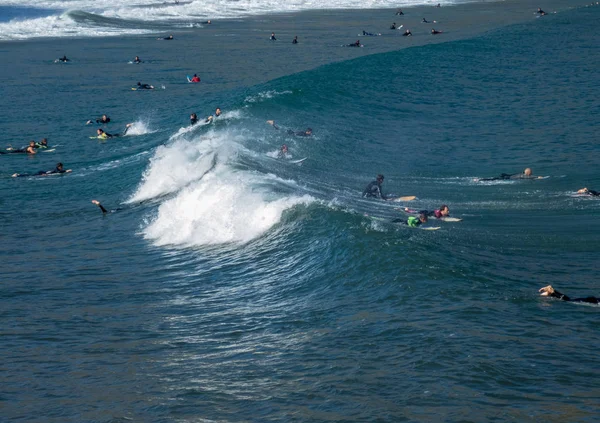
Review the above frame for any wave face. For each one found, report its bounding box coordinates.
[0,0,480,39]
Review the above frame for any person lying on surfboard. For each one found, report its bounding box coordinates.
[189,74,200,83]
[539,285,599,304]
[135,82,154,90]
[86,114,111,125]
[576,188,600,196]
[404,205,450,219]
[476,168,542,181]
[12,162,71,178]
[267,120,312,137]
[94,124,132,139]
[392,212,428,227]
[363,174,388,199]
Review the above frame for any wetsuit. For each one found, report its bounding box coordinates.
[15,166,67,177]
[190,116,198,125]
[390,24,397,29]
[95,117,110,124]
[582,189,600,196]
[480,173,537,181]
[286,129,311,137]
[292,38,298,44]
[547,289,599,304]
[363,180,386,199]
[405,208,445,219]
[270,35,276,41]
[402,31,412,36]
[396,11,404,15]
[362,31,375,36]
[348,41,361,47]
[136,84,153,90]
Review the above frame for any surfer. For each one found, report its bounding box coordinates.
[95,124,132,139]
[133,56,142,63]
[363,174,388,199]
[539,285,599,304]
[86,114,111,125]
[270,32,277,41]
[392,212,428,227]
[431,28,443,34]
[35,139,49,149]
[190,113,198,125]
[537,8,546,15]
[201,20,211,24]
[402,29,412,36]
[12,162,72,178]
[390,23,397,29]
[576,188,600,196]
[205,107,222,123]
[135,82,154,90]
[3,141,37,154]
[396,9,404,15]
[267,120,312,136]
[422,18,430,23]
[158,35,174,40]
[91,200,122,214]
[476,168,541,181]
[362,30,376,36]
[293,36,298,44]
[57,55,69,62]
[347,40,361,47]
[190,74,201,83]
[404,205,450,219]
[277,144,289,159]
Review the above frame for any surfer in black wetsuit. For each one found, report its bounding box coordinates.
[577,188,600,196]
[190,113,198,125]
[133,56,142,63]
[396,9,404,15]
[362,30,377,36]
[267,120,312,136]
[158,35,173,40]
[390,23,397,29]
[363,174,388,199]
[537,8,546,15]
[92,199,123,214]
[404,205,450,219]
[58,55,69,62]
[270,32,276,41]
[293,36,298,44]
[12,162,72,178]
[2,140,37,154]
[136,82,154,90]
[539,285,599,304]
[347,40,361,47]
[431,28,443,34]
[87,114,111,125]
[477,168,541,181]
[402,29,412,36]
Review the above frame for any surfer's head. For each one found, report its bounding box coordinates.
[376,174,384,183]
[524,168,532,176]
[419,213,428,223]
[439,205,449,216]
[97,129,104,135]
[215,108,221,116]
[56,162,63,170]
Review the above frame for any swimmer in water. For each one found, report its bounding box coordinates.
[270,32,277,41]
[94,124,132,139]
[190,113,198,125]
[402,29,412,36]
[267,120,312,136]
[292,35,298,44]
[476,168,542,181]
[576,188,600,196]
[135,82,154,90]
[431,28,443,34]
[539,285,599,304]
[86,114,111,125]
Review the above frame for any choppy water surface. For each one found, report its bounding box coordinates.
[1,4,599,422]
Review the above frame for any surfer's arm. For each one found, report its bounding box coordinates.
[539,285,571,301]
[266,120,280,130]
[92,200,109,214]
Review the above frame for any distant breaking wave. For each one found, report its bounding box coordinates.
[0,0,481,40]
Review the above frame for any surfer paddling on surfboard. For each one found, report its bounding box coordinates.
[475,167,544,182]
[392,212,428,227]
[12,162,72,178]
[363,174,389,199]
[403,205,453,219]
[267,120,312,137]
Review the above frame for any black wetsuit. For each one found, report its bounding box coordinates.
[548,289,599,304]
[362,31,375,36]
[480,173,537,181]
[190,116,198,125]
[94,117,110,124]
[584,190,600,196]
[402,31,412,37]
[363,180,386,199]
[348,42,361,47]
[15,166,67,177]
[136,84,153,90]
[286,129,311,137]
[396,11,404,15]
[292,38,298,44]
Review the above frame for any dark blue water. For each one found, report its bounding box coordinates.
[0,6,60,23]
[2,5,599,422]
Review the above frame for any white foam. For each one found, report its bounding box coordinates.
[124,120,156,136]
[244,90,292,104]
[143,169,313,246]
[0,1,470,40]
[128,131,231,203]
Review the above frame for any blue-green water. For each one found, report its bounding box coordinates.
[2,5,599,422]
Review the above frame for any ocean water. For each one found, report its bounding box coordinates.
[2,3,600,422]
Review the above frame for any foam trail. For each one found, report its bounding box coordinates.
[124,120,155,136]
[143,169,313,246]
